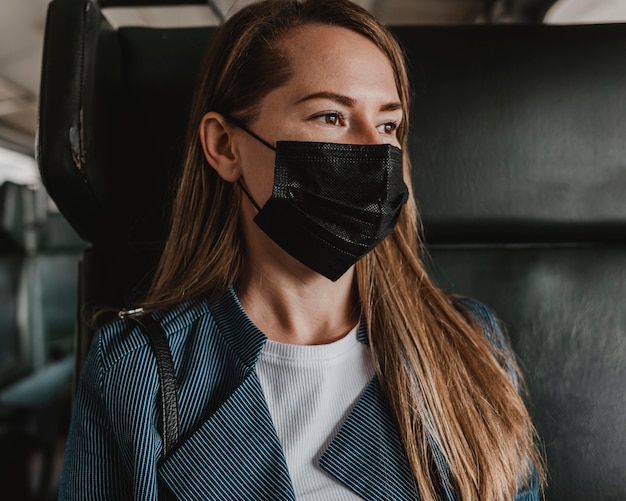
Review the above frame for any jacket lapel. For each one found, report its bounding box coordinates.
[158,289,418,500]
[320,371,419,500]
[158,370,295,501]
[158,289,295,500]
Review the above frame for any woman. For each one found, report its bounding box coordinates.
[59,0,544,499]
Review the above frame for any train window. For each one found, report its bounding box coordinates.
[0,146,38,186]
[546,0,626,23]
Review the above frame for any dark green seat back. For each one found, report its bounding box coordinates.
[38,3,626,498]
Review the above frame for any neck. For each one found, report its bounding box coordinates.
[235,261,359,346]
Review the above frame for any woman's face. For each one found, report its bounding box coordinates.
[237,24,403,206]
[236,23,403,277]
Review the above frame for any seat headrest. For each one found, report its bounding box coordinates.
[38,1,626,246]
[0,182,26,251]
[39,0,213,247]
[396,24,626,243]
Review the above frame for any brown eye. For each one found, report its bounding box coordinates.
[314,112,344,126]
[377,122,398,135]
[323,113,340,125]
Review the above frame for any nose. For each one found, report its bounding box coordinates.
[347,121,384,145]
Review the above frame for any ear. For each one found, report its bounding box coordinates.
[199,112,241,182]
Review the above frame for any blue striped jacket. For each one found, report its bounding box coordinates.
[59,288,539,500]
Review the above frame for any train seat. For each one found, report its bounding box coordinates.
[37,1,626,499]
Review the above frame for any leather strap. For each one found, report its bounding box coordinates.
[131,315,180,458]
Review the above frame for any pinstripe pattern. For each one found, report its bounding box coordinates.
[319,377,417,500]
[160,372,294,500]
[59,289,538,500]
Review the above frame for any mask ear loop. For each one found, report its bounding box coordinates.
[224,115,276,151]
[237,180,262,212]
[223,114,275,212]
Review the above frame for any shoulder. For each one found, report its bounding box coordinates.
[92,297,217,375]
[453,298,504,346]
[452,296,519,386]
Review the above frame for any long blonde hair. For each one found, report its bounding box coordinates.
[145,1,544,499]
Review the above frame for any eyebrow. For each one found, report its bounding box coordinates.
[295,91,402,113]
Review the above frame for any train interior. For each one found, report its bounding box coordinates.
[1,0,625,499]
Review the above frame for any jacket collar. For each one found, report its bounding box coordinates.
[158,287,418,500]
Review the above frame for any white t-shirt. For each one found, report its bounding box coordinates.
[256,325,375,500]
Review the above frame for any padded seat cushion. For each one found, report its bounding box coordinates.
[429,245,626,500]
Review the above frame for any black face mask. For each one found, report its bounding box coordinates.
[235,124,409,281]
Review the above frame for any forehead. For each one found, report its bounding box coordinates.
[276,24,399,100]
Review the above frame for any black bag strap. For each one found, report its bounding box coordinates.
[130,315,180,458]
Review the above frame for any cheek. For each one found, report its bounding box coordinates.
[240,148,275,206]
[252,165,276,204]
